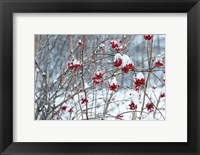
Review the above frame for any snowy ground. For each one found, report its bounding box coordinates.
[53,87,165,121]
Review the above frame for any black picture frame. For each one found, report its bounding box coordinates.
[0,0,200,154]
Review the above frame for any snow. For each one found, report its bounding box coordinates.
[113,53,122,61]
[136,72,144,80]
[129,90,140,105]
[108,77,117,85]
[84,83,89,89]
[35,34,166,121]
[78,39,82,43]
[99,43,105,48]
[119,46,123,50]
[161,86,165,94]
[72,58,80,66]
[53,79,58,83]
[36,68,39,72]
[163,73,165,82]
[52,87,165,120]
[95,69,103,76]
[121,54,134,67]
[155,55,163,63]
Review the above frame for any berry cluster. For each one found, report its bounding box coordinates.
[122,63,134,73]
[92,69,104,84]
[155,55,164,68]
[113,54,134,73]
[129,101,137,110]
[68,58,81,70]
[109,83,120,92]
[81,97,88,104]
[114,58,122,67]
[146,103,154,112]
[144,35,153,40]
[134,73,145,91]
[110,40,124,52]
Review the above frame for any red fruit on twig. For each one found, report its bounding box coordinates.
[77,39,82,46]
[160,93,165,98]
[81,97,88,104]
[146,103,154,112]
[109,83,120,92]
[113,53,123,67]
[114,58,122,67]
[144,35,153,40]
[68,108,74,113]
[108,77,119,92]
[121,54,134,73]
[134,73,145,90]
[155,55,164,68]
[68,58,81,71]
[116,114,123,119]
[160,86,165,98]
[129,101,137,110]
[92,69,104,85]
[61,106,67,111]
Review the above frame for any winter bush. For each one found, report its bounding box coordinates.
[35,34,165,120]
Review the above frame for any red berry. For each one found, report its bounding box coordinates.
[146,103,154,112]
[109,83,120,92]
[155,61,164,68]
[81,98,88,104]
[112,43,115,48]
[115,47,120,52]
[121,63,134,73]
[61,106,67,111]
[68,108,74,112]
[68,62,74,70]
[74,63,81,70]
[144,35,153,40]
[114,58,122,67]
[160,93,165,98]
[116,114,123,119]
[129,101,137,110]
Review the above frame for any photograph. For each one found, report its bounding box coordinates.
[34,34,166,120]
